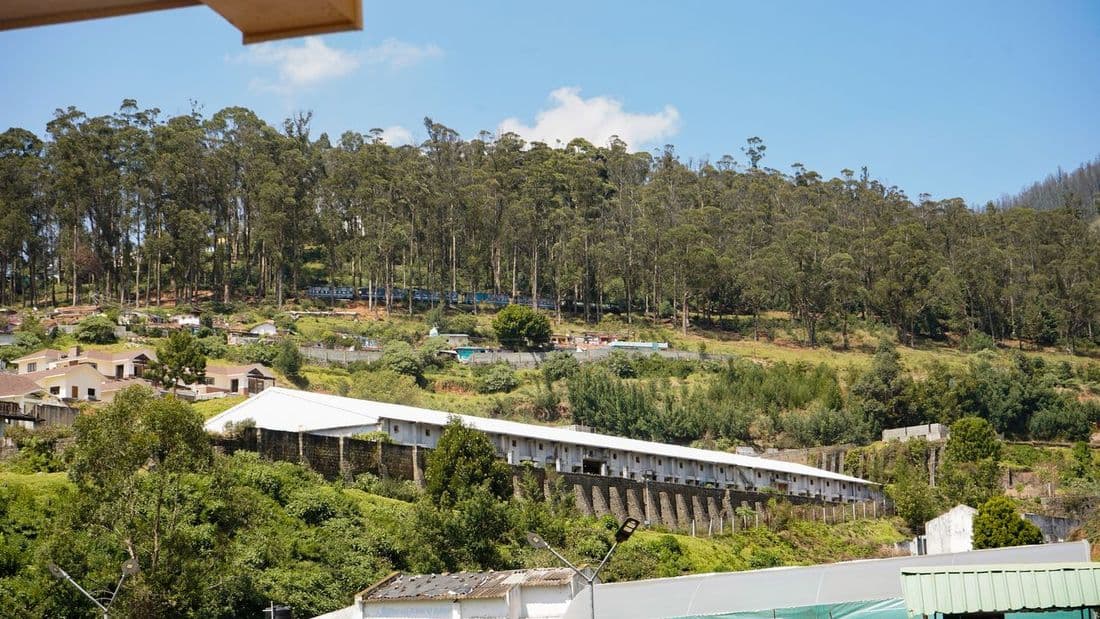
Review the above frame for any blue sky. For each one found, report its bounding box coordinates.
[1,0,1098,204]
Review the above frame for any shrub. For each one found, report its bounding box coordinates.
[444,314,479,337]
[348,369,422,406]
[604,351,637,378]
[960,331,997,352]
[196,334,228,359]
[540,351,580,382]
[972,496,1043,549]
[477,363,519,394]
[1028,404,1092,442]
[273,339,304,378]
[353,472,422,503]
[285,486,353,526]
[492,305,551,349]
[381,341,423,381]
[74,314,118,344]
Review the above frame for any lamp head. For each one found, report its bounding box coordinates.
[526,532,549,550]
[614,518,640,543]
[47,563,64,580]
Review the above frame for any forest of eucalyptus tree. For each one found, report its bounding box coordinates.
[1,101,1097,350]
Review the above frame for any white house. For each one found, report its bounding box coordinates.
[205,388,881,502]
[23,363,110,402]
[10,348,65,374]
[924,504,979,554]
[315,569,583,619]
[202,363,276,396]
[76,348,156,379]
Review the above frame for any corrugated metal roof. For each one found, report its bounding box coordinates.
[360,568,577,601]
[900,563,1100,617]
[205,387,875,486]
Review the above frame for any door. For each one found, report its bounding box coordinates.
[70,386,78,399]
[230,379,239,394]
[115,364,124,379]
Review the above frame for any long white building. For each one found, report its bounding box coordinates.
[205,387,879,503]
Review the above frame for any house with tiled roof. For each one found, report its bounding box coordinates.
[23,363,110,402]
[0,373,76,434]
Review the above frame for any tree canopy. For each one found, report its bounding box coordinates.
[0,107,1097,353]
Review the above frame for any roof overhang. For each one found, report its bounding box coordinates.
[0,0,363,44]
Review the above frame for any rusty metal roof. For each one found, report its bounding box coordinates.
[360,568,576,602]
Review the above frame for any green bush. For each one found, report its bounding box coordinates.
[540,351,580,382]
[960,331,996,352]
[381,341,423,381]
[74,315,117,344]
[972,496,1043,549]
[477,363,519,394]
[348,369,422,405]
[285,486,353,526]
[604,351,637,378]
[1028,405,1092,441]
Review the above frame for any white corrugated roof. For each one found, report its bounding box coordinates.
[205,387,875,486]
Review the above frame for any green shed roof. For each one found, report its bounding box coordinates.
[900,563,1100,617]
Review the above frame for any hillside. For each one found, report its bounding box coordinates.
[996,156,1100,217]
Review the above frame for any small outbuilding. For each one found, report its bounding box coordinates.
[320,568,583,619]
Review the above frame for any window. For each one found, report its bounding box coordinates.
[27,362,36,372]
[810,480,814,485]
[424,428,431,437]
[756,471,761,478]
[635,456,640,463]
[49,386,59,395]
[538,443,543,450]
[827,482,830,487]
[511,440,516,447]
[392,424,399,432]
[612,454,617,460]
[87,388,96,398]
[678,462,683,469]
[657,459,662,465]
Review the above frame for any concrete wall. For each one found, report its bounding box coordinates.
[213,428,890,534]
[925,505,977,554]
[1023,513,1083,543]
[882,423,949,443]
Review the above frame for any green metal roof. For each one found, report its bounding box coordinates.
[900,563,1100,617]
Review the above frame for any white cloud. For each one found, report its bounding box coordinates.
[237,37,442,94]
[364,38,443,69]
[242,36,361,93]
[499,87,680,150]
[378,125,414,146]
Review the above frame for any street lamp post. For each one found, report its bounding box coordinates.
[48,557,140,619]
[527,517,639,619]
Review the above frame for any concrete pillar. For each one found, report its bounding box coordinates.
[706,496,721,524]
[412,443,422,485]
[675,493,692,531]
[608,486,628,521]
[658,491,677,529]
[644,485,659,526]
[626,487,645,523]
[691,495,707,532]
[338,436,348,481]
[591,484,610,516]
[574,483,593,516]
[297,431,304,463]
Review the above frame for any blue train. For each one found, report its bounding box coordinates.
[305,286,555,309]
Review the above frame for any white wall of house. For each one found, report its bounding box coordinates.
[925,505,978,554]
[34,366,108,401]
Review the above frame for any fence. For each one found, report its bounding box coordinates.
[298,346,383,364]
[466,347,731,369]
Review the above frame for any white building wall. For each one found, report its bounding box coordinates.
[363,415,879,503]
[925,505,977,554]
